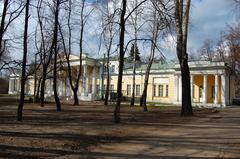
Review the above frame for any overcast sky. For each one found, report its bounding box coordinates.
[1,0,238,61]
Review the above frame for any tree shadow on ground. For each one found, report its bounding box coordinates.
[0,97,240,158]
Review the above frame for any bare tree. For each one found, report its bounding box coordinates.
[52,0,61,111]
[100,1,118,106]
[0,0,9,59]
[17,0,30,121]
[59,0,89,106]
[114,0,127,123]
[129,0,143,106]
[36,0,55,107]
[216,32,226,62]
[114,0,147,123]
[0,0,25,72]
[198,39,214,61]
[225,22,240,74]
[175,0,193,116]
[140,3,168,111]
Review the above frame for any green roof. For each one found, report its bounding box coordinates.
[124,61,175,71]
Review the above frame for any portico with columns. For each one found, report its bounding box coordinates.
[79,64,99,101]
[174,61,231,107]
[62,54,101,101]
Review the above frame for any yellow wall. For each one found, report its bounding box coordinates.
[207,75,214,103]
[24,66,228,105]
[193,75,202,103]
[107,74,175,103]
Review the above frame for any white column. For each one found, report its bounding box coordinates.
[67,79,71,97]
[59,80,62,96]
[86,77,89,95]
[92,67,96,96]
[99,66,103,97]
[51,78,54,95]
[221,74,226,107]
[203,74,208,104]
[191,74,194,102]
[85,65,88,96]
[82,65,88,96]
[179,75,182,102]
[214,74,219,105]
[8,79,12,93]
[174,75,179,102]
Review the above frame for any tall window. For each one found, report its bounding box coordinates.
[89,84,92,93]
[127,85,131,96]
[158,85,163,97]
[110,84,114,92]
[96,85,99,94]
[136,85,140,96]
[112,65,115,73]
[103,84,106,91]
[153,85,157,96]
[165,85,169,97]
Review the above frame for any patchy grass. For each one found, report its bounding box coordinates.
[0,96,240,158]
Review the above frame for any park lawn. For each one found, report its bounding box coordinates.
[0,96,240,159]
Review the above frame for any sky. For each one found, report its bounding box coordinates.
[188,0,237,53]
[86,0,238,60]
[1,0,238,61]
[164,0,237,59]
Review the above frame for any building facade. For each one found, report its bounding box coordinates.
[8,54,240,107]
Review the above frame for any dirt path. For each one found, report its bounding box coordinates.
[0,96,240,159]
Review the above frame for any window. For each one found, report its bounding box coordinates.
[110,84,114,92]
[153,85,157,96]
[103,84,106,91]
[127,85,131,96]
[96,85,100,94]
[165,85,169,97]
[112,65,115,72]
[136,85,140,96]
[158,85,163,97]
[104,66,107,73]
[89,84,92,93]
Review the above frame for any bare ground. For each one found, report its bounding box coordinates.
[0,96,240,159]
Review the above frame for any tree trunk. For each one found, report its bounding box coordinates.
[17,0,30,121]
[130,42,137,106]
[40,66,47,106]
[104,64,110,105]
[101,54,105,100]
[53,51,61,111]
[0,0,8,58]
[180,59,192,115]
[130,0,138,106]
[104,50,110,105]
[58,0,84,106]
[140,61,152,111]
[175,0,193,116]
[114,0,127,123]
[35,77,42,103]
[33,53,38,103]
[73,89,79,105]
[53,0,61,111]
